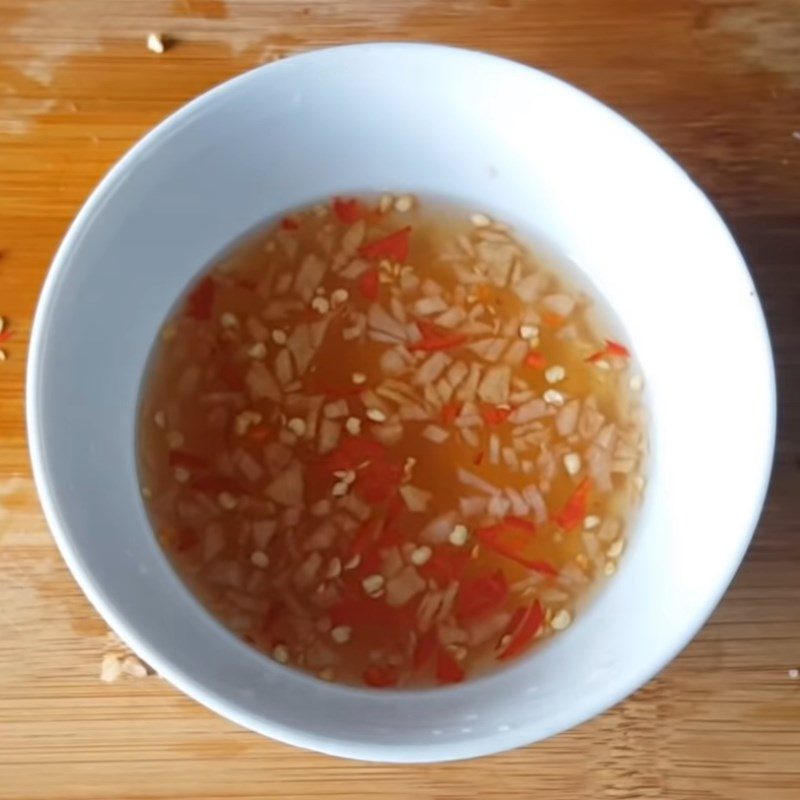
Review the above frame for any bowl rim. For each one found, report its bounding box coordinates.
[26,41,777,762]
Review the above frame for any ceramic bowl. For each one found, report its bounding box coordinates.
[27,43,775,762]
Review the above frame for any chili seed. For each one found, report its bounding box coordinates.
[220,312,239,329]
[331,625,352,644]
[287,417,307,437]
[545,365,566,384]
[470,213,491,227]
[448,524,469,547]
[271,329,287,345]
[551,609,572,630]
[584,515,601,530]
[518,324,539,341]
[250,550,269,568]
[351,372,367,385]
[273,644,290,663]
[362,574,385,597]
[543,389,564,406]
[410,545,432,566]
[563,453,581,476]
[345,416,362,435]
[366,408,387,423]
[217,492,238,510]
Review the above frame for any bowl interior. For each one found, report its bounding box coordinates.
[28,44,774,762]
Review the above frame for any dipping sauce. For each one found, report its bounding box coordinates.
[138,194,646,688]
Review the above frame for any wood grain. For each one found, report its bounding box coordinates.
[1,1,799,798]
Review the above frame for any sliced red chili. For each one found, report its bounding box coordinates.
[476,523,557,575]
[175,527,199,552]
[420,550,469,585]
[413,630,438,669]
[480,405,512,426]
[191,474,241,496]
[332,197,364,224]
[436,648,465,684]
[605,339,630,357]
[503,515,537,535]
[168,450,207,471]
[358,266,380,301]
[363,664,399,688]
[441,401,463,426]
[280,217,299,230]
[524,350,547,369]
[585,350,607,363]
[248,424,272,442]
[555,478,592,530]
[455,570,509,622]
[185,276,216,320]
[541,312,565,329]
[355,460,404,504]
[411,320,469,352]
[319,436,388,473]
[219,361,245,391]
[0,328,13,344]
[359,226,411,263]
[473,450,485,466]
[498,601,544,660]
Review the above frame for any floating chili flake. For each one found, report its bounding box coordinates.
[332,197,364,224]
[359,226,411,263]
[498,601,544,660]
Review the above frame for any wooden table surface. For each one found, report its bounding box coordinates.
[1,1,799,798]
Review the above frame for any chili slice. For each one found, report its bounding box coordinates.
[413,630,437,669]
[498,600,544,660]
[332,197,364,224]
[359,226,411,263]
[455,570,509,622]
[280,217,299,230]
[357,266,380,301]
[480,405,512,426]
[185,276,216,320]
[555,478,592,530]
[605,339,630,357]
[524,350,547,369]
[363,664,399,688]
[436,648,465,684]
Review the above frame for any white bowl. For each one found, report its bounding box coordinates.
[27,43,775,762]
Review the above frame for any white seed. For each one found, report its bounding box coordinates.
[273,644,290,663]
[271,329,287,345]
[604,560,617,576]
[141,486,152,499]
[153,410,166,429]
[311,296,330,315]
[166,430,184,449]
[629,374,644,392]
[366,408,387,423]
[250,550,269,568]
[325,557,342,579]
[119,655,148,678]
[100,653,122,683]
[247,341,267,359]
[789,668,799,680]
[330,288,349,307]
[331,625,352,644]
[584,515,601,530]
[607,538,624,558]
[545,365,566,384]
[379,193,393,213]
[332,481,349,497]
[362,574,385,597]
[519,324,539,341]
[344,554,361,571]
[394,194,414,213]
[410,545,432,566]
[594,359,611,371]
[342,470,356,485]
[146,32,165,54]
[543,389,564,406]
[345,416,362,435]
[318,667,335,681]
[173,466,190,484]
[448,524,469,547]
[470,212,491,227]
[563,453,581,476]
[234,409,262,435]
[217,491,238,510]
[551,609,572,630]
[220,312,239,329]
[351,372,367,385]
[287,417,307,437]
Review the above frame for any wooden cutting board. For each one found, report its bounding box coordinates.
[1,1,798,798]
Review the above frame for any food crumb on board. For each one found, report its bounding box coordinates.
[100,631,153,682]
[789,668,799,680]
[146,32,166,54]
